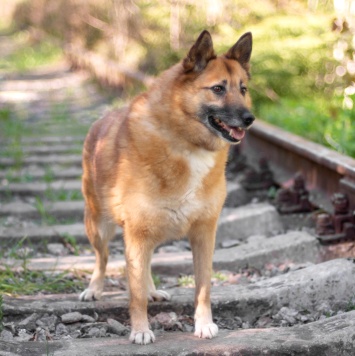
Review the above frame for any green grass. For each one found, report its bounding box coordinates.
[0,263,84,296]
[0,34,62,73]
[0,238,84,296]
[61,233,79,256]
[0,294,3,332]
[45,189,83,202]
[178,275,195,287]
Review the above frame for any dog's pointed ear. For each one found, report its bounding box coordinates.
[225,32,252,73]
[183,30,216,72]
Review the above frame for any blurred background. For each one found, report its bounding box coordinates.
[0,0,354,156]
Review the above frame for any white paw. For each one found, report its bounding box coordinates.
[148,290,171,302]
[194,322,218,339]
[129,329,155,344]
[79,288,102,301]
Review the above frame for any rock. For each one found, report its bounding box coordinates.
[47,243,68,256]
[15,329,32,342]
[150,312,183,331]
[220,239,241,248]
[273,307,299,325]
[0,330,14,341]
[36,314,58,331]
[18,313,39,331]
[55,323,69,336]
[81,315,96,323]
[61,312,83,324]
[87,327,100,338]
[35,327,47,342]
[157,245,182,253]
[107,319,129,336]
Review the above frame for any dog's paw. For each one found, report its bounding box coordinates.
[79,288,102,301]
[194,322,218,339]
[148,290,171,302]
[129,329,155,344]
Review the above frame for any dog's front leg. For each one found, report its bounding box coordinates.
[188,218,219,339]
[124,226,155,345]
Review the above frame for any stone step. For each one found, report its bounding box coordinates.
[1,311,354,356]
[0,166,82,180]
[0,223,95,244]
[20,144,82,155]
[0,202,280,245]
[1,231,319,276]
[3,259,355,356]
[0,179,81,195]
[217,202,282,242]
[20,136,85,145]
[0,182,244,218]
[0,201,84,219]
[0,154,82,167]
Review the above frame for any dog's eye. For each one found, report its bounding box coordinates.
[212,85,225,94]
[240,85,248,96]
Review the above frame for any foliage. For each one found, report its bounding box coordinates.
[3,0,355,156]
[0,294,3,332]
[0,238,84,296]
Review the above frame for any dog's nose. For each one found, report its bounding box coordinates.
[242,111,255,126]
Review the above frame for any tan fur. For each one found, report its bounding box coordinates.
[80,30,253,345]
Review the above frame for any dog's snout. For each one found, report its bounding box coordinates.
[242,111,255,126]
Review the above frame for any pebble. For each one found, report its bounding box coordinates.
[61,312,83,324]
[81,315,96,323]
[107,319,129,336]
[0,330,14,341]
[220,239,241,248]
[55,323,69,336]
[18,313,39,331]
[36,314,58,331]
[47,243,68,256]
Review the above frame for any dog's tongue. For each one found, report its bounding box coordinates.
[230,128,245,141]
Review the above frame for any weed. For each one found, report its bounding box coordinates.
[45,188,83,202]
[212,271,228,282]
[0,294,3,332]
[152,273,161,288]
[34,197,56,225]
[345,297,355,312]
[178,275,195,287]
[43,166,55,183]
[61,233,79,256]
[0,244,84,296]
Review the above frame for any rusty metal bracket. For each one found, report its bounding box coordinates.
[241,157,275,191]
[276,173,315,214]
[316,193,355,244]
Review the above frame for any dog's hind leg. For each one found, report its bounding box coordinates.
[79,207,115,301]
[188,217,219,339]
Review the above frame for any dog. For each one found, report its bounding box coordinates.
[80,30,254,345]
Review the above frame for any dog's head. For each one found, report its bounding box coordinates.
[172,30,254,150]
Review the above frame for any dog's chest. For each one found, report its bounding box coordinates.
[164,149,216,221]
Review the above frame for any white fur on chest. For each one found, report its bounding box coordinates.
[166,149,216,225]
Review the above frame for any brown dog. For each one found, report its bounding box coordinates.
[80,30,254,344]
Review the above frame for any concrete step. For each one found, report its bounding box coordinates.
[0,166,82,180]
[1,311,354,356]
[20,144,82,155]
[0,179,81,195]
[0,202,281,246]
[0,182,243,218]
[0,154,82,167]
[1,231,319,276]
[20,136,85,145]
[2,259,355,355]
[0,201,84,219]
[0,223,94,244]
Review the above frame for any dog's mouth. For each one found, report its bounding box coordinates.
[207,115,245,143]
